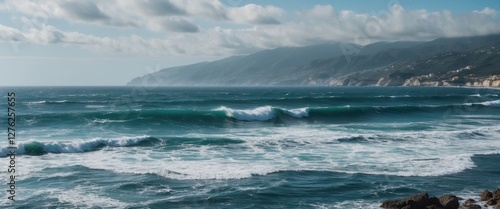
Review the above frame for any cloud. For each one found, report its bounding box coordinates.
[292,4,500,43]
[0,0,285,33]
[226,4,285,24]
[60,1,110,22]
[0,2,499,58]
[25,25,65,44]
[474,7,496,16]
[301,4,335,19]
[154,17,200,33]
[171,0,227,20]
[371,5,500,39]
[135,0,185,16]
[0,0,185,31]
[0,24,24,42]
[169,0,285,24]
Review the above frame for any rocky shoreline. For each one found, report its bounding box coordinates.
[328,74,500,88]
[381,189,500,209]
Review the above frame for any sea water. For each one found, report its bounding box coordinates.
[0,86,499,208]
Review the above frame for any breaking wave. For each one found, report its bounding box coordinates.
[215,106,309,121]
[0,136,160,156]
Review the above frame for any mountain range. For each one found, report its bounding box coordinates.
[127,34,500,87]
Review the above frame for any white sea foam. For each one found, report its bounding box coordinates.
[76,150,280,180]
[56,185,127,208]
[12,124,500,180]
[330,200,380,209]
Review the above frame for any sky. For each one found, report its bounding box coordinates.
[1,0,500,86]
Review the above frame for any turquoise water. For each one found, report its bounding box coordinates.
[1,86,499,208]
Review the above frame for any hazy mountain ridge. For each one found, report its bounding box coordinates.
[128,34,500,87]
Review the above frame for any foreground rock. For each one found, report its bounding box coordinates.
[381,189,500,209]
[481,190,493,201]
[380,192,458,209]
[482,189,500,208]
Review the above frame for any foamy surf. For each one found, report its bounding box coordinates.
[17,125,498,180]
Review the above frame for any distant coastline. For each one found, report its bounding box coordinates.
[327,74,500,88]
[128,34,500,87]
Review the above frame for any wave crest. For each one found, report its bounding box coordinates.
[215,106,309,121]
[481,99,500,107]
[0,136,159,156]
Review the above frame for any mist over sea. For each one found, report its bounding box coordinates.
[1,86,500,208]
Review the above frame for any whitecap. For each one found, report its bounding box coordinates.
[481,99,500,107]
[92,119,129,124]
[216,106,276,121]
[216,106,311,121]
[285,107,309,118]
[85,105,106,109]
[27,101,46,105]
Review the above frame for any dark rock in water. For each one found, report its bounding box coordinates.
[486,199,497,206]
[438,194,459,209]
[429,197,442,206]
[480,190,493,201]
[463,198,482,209]
[380,192,458,209]
[426,205,444,209]
[381,192,431,209]
[464,198,476,204]
[493,189,500,199]
[379,190,500,209]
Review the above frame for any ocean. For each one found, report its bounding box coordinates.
[1,86,499,208]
